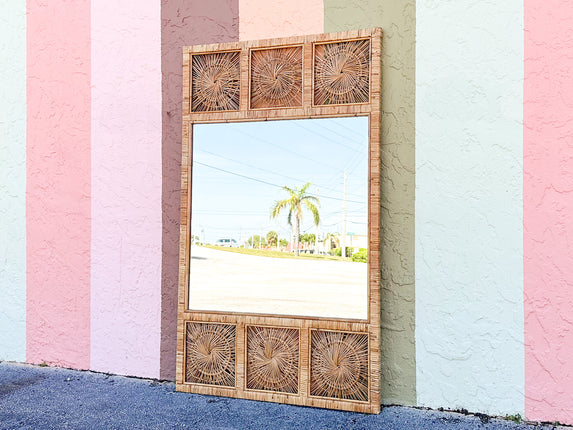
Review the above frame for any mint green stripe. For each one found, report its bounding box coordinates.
[324,0,417,405]
[415,0,524,415]
[0,0,26,362]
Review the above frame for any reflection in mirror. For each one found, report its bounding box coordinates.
[189,117,368,319]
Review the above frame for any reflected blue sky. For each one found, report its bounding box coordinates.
[191,116,368,244]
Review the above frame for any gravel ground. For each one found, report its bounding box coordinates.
[0,362,565,430]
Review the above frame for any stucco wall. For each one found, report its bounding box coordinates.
[324,0,417,406]
[524,0,573,423]
[239,0,323,40]
[26,0,92,369]
[0,0,26,362]
[161,0,239,380]
[415,0,524,415]
[3,1,573,424]
[90,0,163,379]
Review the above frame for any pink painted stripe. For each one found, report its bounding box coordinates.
[26,0,91,369]
[524,0,573,424]
[239,0,323,40]
[91,0,163,378]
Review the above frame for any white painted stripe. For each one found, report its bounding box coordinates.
[415,0,524,415]
[0,0,26,361]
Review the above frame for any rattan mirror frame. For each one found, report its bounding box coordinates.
[176,28,382,414]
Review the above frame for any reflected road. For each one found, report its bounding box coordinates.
[189,245,368,319]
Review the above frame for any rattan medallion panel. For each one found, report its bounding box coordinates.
[314,39,370,106]
[185,322,236,387]
[246,326,300,393]
[191,52,240,112]
[183,322,370,400]
[250,47,303,109]
[177,28,382,414]
[310,330,369,401]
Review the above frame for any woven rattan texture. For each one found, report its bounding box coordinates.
[250,47,303,109]
[185,322,236,387]
[192,52,240,112]
[310,330,369,401]
[314,40,370,105]
[246,326,299,393]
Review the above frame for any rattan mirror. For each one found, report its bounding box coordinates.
[177,28,382,413]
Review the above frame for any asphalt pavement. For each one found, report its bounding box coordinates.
[0,362,565,430]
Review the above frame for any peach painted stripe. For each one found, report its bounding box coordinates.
[524,0,573,424]
[91,0,163,378]
[26,0,91,369]
[239,0,323,40]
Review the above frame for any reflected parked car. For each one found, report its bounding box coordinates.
[214,238,238,247]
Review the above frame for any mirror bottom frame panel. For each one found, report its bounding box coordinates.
[176,312,380,414]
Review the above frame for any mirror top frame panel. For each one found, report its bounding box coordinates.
[177,28,382,414]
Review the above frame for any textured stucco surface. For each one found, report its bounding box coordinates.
[325,0,417,405]
[0,0,26,362]
[239,0,323,41]
[524,0,573,424]
[91,0,162,378]
[415,0,524,415]
[7,2,573,424]
[26,0,91,369]
[160,0,239,380]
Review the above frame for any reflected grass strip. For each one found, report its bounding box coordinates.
[203,245,353,262]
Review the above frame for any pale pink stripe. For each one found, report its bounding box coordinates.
[239,0,323,40]
[91,0,162,378]
[26,0,91,368]
[524,0,573,424]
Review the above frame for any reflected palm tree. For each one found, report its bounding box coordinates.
[270,183,320,256]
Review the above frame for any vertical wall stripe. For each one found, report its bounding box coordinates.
[239,0,323,41]
[160,0,239,380]
[415,1,524,414]
[0,0,26,362]
[26,0,91,369]
[524,1,573,424]
[91,0,163,378]
[324,0,417,405]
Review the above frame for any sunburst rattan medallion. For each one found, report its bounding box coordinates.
[246,326,299,393]
[185,322,236,387]
[250,47,303,109]
[314,39,370,105]
[192,51,240,112]
[310,330,369,401]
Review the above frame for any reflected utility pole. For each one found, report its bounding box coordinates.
[315,188,320,254]
[342,171,347,258]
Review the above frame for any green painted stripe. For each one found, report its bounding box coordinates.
[324,0,417,405]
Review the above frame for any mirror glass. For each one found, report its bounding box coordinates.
[189,117,368,319]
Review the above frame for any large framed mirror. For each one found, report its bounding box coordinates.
[177,29,382,413]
